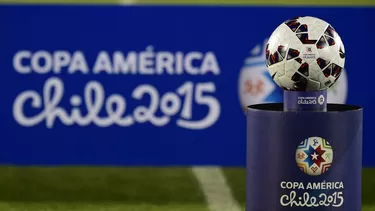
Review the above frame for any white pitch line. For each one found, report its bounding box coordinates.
[192,167,242,211]
[120,0,137,4]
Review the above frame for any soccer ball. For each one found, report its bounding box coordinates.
[265,16,345,91]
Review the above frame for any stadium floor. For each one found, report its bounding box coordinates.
[0,167,372,210]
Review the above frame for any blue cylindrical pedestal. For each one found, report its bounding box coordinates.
[246,103,362,211]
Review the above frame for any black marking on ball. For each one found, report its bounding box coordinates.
[323,64,332,77]
[297,33,317,44]
[290,16,303,20]
[287,48,300,60]
[277,45,287,59]
[317,58,330,69]
[325,35,335,46]
[331,63,342,77]
[296,24,308,33]
[324,25,336,38]
[285,19,301,32]
[298,63,309,77]
[339,47,345,58]
[334,72,342,81]
[324,80,332,86]
[295,58,302,64]
[291,72,301,82]
[291,73,308,91]
[316,36,328,49]
[269,52,277,65]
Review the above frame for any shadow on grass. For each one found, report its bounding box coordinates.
[0,167,205,204]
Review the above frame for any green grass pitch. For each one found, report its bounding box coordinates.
[0,167,373,210]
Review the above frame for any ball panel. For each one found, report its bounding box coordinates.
[273,23,289,41]
[285,59,301,76]
[333,53,345,69]
[267,33,281,53]
[314,18,329,30]
[307,61,321,80]
[306,21,327,41]
[272,74,284,88]
[328,75,338,85]
[316,45,333,61]
[288,33,304,50]
[269,62,285,77]
[306,78,321,90]
[316,70,333,89]
[297,16,318,25]
[278,75,296,90]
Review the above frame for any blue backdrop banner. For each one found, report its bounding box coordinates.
[0,5,372,166]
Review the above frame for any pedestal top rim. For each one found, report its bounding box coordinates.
[247,103,362,114]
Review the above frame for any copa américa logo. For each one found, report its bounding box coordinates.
[12,47,222,130]
[296,137,333,176]
[238,39,348,110]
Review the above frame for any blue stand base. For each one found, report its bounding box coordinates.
[246,103,362,211]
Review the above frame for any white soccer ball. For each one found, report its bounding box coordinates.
[265,16,345,91]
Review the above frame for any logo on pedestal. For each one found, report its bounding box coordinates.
[296,137,333,176]
[318,95,325,105]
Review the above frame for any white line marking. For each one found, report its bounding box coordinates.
[192,167,242,211]
[120,0,137,4]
